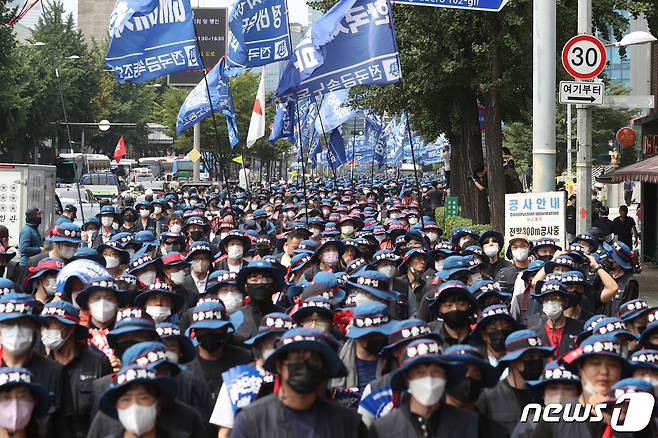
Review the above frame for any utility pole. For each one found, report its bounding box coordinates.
[193,123,201,182]
[532,0,557,193]
[575,0,593,233]
[566,104,573,180]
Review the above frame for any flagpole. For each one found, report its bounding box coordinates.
[350,117,357,184]
[313,99,339,187]
[293,99,310,227]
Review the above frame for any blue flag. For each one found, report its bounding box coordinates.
[226,112,241,148]
[226,0,291,73]
[275,0,401,102]
[309,128,321,169]
[365,115,386,169]
[106,0,202,83]
[328,128,347,170]
[300,101,317,149]
[176,59,236,134]
[314,90,356,134]
[269,101,296,145]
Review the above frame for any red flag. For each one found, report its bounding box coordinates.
[113,136,126,163]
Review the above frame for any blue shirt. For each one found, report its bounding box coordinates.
[355,357,378,393]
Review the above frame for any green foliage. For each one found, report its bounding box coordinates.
[434,207,491,236]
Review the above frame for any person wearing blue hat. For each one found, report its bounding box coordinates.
[346,270,399,309]
[479,230,511,279]
[183,215,210,246]
[619,299,655,338]
[79,217,100,248]
[509,259,545,327]
[214,230,251,272]
[232,328,364,438]
[179,241,213,296]
[629,349,658,387]
[495,234,532,293]
[28,222,81,268]
[370,338,477,437]
[604,240,639,317]
[40,300,111,438]
[292,296,336,334]
[127,250,162,287]
[272,228,307,268]
[96,240,130,278]
[469,280,511,308]
[298,271,346,307]
[94,205,119,246]
[185,300,251,405]
[478,329,555,433]
[425,281,481,349]
[210,313,295,437]
[474,304,523,374]
[134,201,157,234]
[0,293,73,436]
[88,363,207,438]
[0,367,51,436]
[528,281,581,359]
[452,228,480,250]
[118,206,139,233]
[135,280,185,324]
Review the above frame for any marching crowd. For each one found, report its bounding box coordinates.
[0,178,654,437]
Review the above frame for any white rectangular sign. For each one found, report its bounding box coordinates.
[559,81,605,105]
[602,95,655,109]
[505,191,567,249]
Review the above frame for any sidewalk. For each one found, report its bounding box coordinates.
[637,264,658,307]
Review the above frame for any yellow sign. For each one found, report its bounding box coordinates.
[232,155,244,165]
[186,148,201,162]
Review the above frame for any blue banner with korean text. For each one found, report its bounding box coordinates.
[328,128,347,170]
[106,0,202,83]
[275,0,401,102]
[226,0,291,73]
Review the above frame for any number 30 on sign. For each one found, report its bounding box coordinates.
[562,35,607,80]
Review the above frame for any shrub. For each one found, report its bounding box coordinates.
[434,207,491,237]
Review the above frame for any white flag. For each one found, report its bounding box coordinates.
[246,69,266,148]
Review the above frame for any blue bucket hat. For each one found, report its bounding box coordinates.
[469,280,511,304]
[0,368,51,417]
[134,231,159,249]
[429,242,458,260]
[98,364,176,419]
[96,205,119,221]
[544,255,576,273]
[41,300,88,338]
[479,230,504,248]
[380,319,441,356]
[474,304,522,334]
[299,271,346,305]
[531,237,562,255]
[107,307,157,349]
[588,317,638,342]
[345,301,395,339]
[498,329,555,365]
[572,233,599,252]
[134,281,185,314]
[112,232,137,250]
[531,281,577,304]
[185,300,233,335]
[263,328,346,378]
[205,270,238,296]
[563,334,630,373]
[346,270,398,302]
[443,344,502,388]
[371,250,401,266]
[75,277,130,310]
[121,341,181,376]
[390,338,465,391]
[0,279,17,296]
[244,312,296,346]
[604,241,634,271]
[602,378,656,408]
[576,314,608,344]
[522,260,545,281]
[437,256,471,280]
[156,322,196,364]
[0,293,47,325]
[96,240,130,265]
[451,228,479,246]
[236,259,285,293]
[292,296,334,322]
[295,240,321,255]
[289,253,315,274]
[639,320,658,347]
[185,241,213,261]
[128,251,162,275]
[618,299,653,323]
[629,349,658,371]
[345,258,369,275]
[428,280,480,315]
[399,248,428,273]
[47,222,82,244]
[527,361,581,391]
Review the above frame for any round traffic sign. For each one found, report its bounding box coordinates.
[616,127,637,148]
[98,119,111,131]
[562,35,607,80]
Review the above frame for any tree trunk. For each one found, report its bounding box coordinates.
[484,14,506,231]
[451,92,489,224]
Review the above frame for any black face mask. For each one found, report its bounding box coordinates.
[256,247,271,257]
[28,216,42,226]
[189,231,205,241]
[537,255,552,262]
[197,333,226,352]
[488,329,514,353]
[520,358,545,381]
[286,362,326,394]
[246,284,273,303]
[123,215,135,223]
[441,310,471,328]
[363,338,388,356]
[448,377,483,404]
[571,292,583,305]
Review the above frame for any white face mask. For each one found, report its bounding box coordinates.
[190,200,198,207]
[169,270,186,285]
[58,245,78,260]
[165,350,179,363]
[146,305,171,323]
[139,209,151,218]
[1,325,34,355]
[407,376,446,406]
[118,402,157,436]
[41,277,58,296]
[310,228,321,238]
[218,291,243,314]
[138,270,157,285]
[41,328,68,351]
[542,300,563,320]
[512,247,529,262]
[408,217,419,225]
[341,225,354,235]
[435,261,444,272]
[227,245,244,260]
[0,398,35,432]
[112,222,120,230]
[543,393,574,405]
[286,211,296,219]
[426,232,438,243]
[89,299,118,324]
[104,256,121,269]
[459,238,470,248]
[101,217,114,228]
[191,259,210,274]
[322,209,331,217]
[484,244,500,258]
[322,251,340,266]
[153,206,162,214]
[168,224,182,234]
[378,265,397,277]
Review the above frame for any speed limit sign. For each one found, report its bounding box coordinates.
[561,35,607,80]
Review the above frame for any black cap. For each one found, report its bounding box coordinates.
[25,208,41,218]
[64,204,77,214]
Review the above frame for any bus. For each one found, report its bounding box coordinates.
[55,153,111,183]
[173,158,194,179]
[138,157,165,178]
